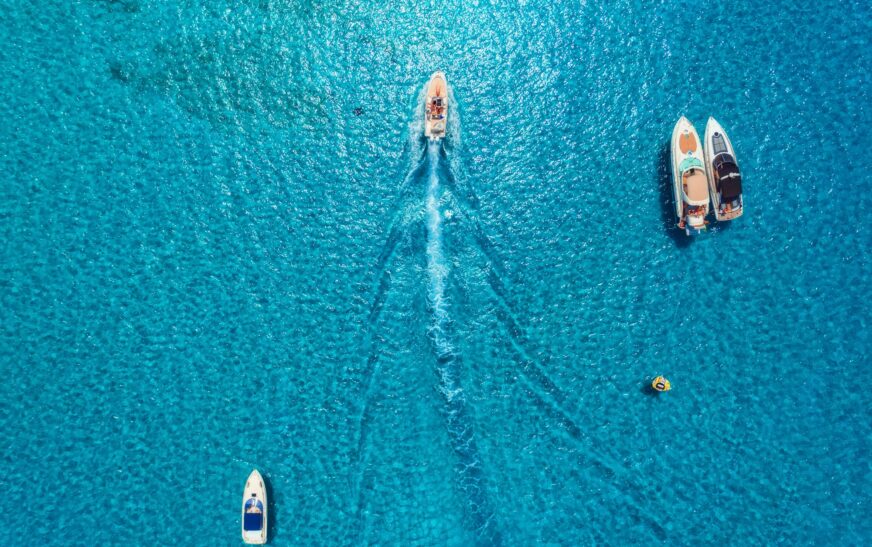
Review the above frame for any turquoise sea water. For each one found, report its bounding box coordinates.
[1,0,871,544]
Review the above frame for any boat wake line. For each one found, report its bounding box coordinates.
[424,141,501,544]
[353,85,662,543]
[350,91,431,545]
[352,137,501,545]
[439,149,668,532]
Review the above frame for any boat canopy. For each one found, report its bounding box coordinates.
[243,513,264,532]
[713,153,737,171]
[683,169,709,205]
[714,153,742,200]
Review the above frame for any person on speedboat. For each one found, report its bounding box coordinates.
[429,98,444,119]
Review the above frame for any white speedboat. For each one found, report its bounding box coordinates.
[241,469,267,544]
[424,71,448,141]
[704,117,744,221]
[671,117,710,235]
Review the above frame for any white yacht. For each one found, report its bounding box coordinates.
[671,117,710,235]
[241,469,267,544]
[704,117,744,221]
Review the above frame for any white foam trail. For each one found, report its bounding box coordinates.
[424,140,500,543]
[425,142,459,402]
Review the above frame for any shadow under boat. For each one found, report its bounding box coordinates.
[264,474,276,542]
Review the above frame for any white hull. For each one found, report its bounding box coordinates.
[670,117,709,235]
[704,117,744,221]
[241,470,267,544]
[424,71,448,141]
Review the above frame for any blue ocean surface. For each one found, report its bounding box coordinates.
[1,0,870,544]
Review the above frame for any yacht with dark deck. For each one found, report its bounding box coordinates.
[704,117,744,221]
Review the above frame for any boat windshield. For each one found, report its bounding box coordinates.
[678,156,703,174]
[710,132,730,156]
[245,498,264,513]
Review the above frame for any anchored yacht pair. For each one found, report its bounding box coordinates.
[671,117,744,235]
[423,74,743,237]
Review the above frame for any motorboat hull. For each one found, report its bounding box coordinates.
[670,117,709,235]
[704,117,744,221]
[424,71,448,141]
[241,469,267,544]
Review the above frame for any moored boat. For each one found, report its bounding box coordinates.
[704,117,744,221]
[424,71,448,141]
[670,117,710,235]
[241,469,267,545]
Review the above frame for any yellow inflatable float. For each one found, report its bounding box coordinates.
[652,376,671,392]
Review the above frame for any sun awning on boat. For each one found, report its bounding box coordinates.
[683,170,709,205]
[714,154,742,200]
[244,513,264,531]
[720,172,743,200]
[713,153,738,171]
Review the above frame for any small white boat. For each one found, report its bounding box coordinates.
[670,117,710,235]
[241,469,267,544]
[424,71,448,141]
[704,117,744,221]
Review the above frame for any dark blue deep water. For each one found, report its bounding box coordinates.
[1,0,870,544]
